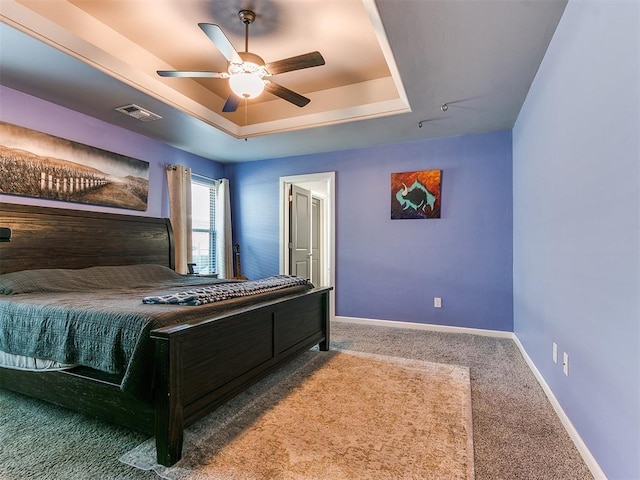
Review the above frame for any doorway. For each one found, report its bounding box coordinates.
[279,172,335,320]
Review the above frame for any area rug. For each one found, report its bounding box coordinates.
[120,349,474,480]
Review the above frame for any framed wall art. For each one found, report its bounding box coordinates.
[391,169,441,219]
[0,121,149,211]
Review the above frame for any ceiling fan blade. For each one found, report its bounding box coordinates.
[264,82,311,107]
[198,23,242,64]
[157,70,227,78]
[265,51,325,75]
[222,94,241,113]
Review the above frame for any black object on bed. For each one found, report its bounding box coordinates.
[0,203,331,467]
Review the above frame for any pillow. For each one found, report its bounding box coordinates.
[0,264,181,294]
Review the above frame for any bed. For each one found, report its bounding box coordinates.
[0,202,331,466]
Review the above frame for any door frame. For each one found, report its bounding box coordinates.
[279,172,335,321]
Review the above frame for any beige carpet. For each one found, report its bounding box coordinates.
[120,349,474,480]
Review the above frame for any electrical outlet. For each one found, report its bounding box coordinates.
[563,352,569,376]
[552,342,558,363]
[434,297,442,308]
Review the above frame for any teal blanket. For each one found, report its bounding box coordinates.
[0,265,311,398]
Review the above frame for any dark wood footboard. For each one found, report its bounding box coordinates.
[0,286,330,467]
[152,286,331,466]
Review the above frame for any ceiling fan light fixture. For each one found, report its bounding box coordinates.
[157,10,324,112]
[229,72,265,99]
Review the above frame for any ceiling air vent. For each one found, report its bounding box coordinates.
[115,104,162,122]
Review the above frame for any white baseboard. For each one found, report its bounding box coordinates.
[333,315,607,480]
[333,315,513,338]
[511,335,607,480]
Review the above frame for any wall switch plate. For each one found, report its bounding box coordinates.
[434,297,442,308]
[553,342,558,363]
[563,352,569,376]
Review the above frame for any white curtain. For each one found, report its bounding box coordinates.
[215,178,234,279]
[166,165,192,274]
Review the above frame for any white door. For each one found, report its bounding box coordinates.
[311,196,322,286]
[289,184,312,279]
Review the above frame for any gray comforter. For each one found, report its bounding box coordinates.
[0,265,311,398]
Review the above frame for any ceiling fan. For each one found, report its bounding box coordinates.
[157,9,325,113]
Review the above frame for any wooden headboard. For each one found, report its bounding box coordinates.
[0,203,174,274]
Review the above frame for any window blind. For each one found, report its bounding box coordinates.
[190,174,218,274]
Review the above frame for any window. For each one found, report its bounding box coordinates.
[191,175,217,274]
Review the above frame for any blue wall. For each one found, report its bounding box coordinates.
[0,86,224,217]
[513,1,640,478]
[229,130,514,331]
[3,4,637,474]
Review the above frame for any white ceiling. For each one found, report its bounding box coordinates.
[0,0,567,163]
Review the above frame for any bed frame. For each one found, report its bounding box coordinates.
[0,202,331,466]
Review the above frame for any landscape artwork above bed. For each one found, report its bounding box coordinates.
[0,121,149,210]
[391,169,442,219]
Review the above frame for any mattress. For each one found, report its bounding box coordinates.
[0,349,77,371]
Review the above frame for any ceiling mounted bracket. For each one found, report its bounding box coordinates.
[238,10,256,25]
[239,9,256,52]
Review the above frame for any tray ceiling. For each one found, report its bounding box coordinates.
[0,0,567,162]
[3,0,409,139]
